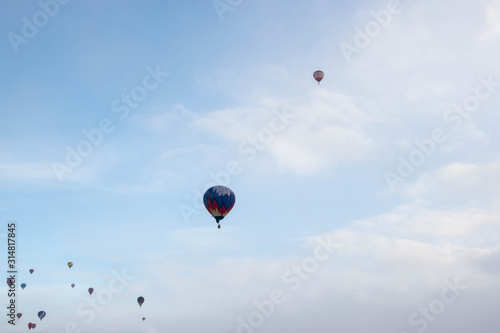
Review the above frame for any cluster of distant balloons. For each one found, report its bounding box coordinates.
[8,262,148,329]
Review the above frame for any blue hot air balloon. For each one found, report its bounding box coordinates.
[38,311,46,321]
[203,185,236,229]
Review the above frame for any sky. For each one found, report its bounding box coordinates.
[1,0,500,332]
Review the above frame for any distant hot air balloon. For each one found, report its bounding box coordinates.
[88,288,94,295]
[28,322,33,330]
[7,278,14,287]
[203,185,236,229]
[71,283,75,288]
[21,283,26,289]
[313,70,324,84]
[38,311,46,321]
[67,262,73,269]
[17,313,22,319]
[29,269,34,274]
[142,317,146,321]
[32,323,37,329]
[137,296,145,307]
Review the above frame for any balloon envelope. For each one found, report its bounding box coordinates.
[203,186,235,224]
[88,288,94,295]
[38,311,46,320]
[71,283,75,288]
[28,323,32,329]
[17,313,22,319]
[137,296,145,307]
[142,317,146,321]
[32,323,36,328]
[7,278,14,287]
[313,70,324,83]
[67,262,73,268]
[21,283,26,289]
[29,269,34,274]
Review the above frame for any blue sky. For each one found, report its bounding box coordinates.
[1,0,500,332]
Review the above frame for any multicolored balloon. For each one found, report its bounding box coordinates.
[137,296,145,307]
[21,283,26,289]
[67,262,73,268]
[203,185,236,229]
[32,323,37,329]
[88,287,94,295]
[38,311,46,320]
[71,283,75,288]
[29,269,34,274]
[313,70,324,84]
[17,313,22,319]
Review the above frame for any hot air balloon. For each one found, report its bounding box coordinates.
[38,311,46,321]
[17,313,22,319]
[6,278,14,287]
[32,323,36,329]
[67,262,73,268]
[88,287,94,295]
[203,185,236,229]
[21,283,26,289]
[313,70,324,84]
[28,322,33,330]
[29,269,34,274]
[142,317,146,321]
[137,296,145,307]
[71,283,75,288]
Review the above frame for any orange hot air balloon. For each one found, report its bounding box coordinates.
[67,262,73,268]
[313,70,324,84]
[88,287,94,295]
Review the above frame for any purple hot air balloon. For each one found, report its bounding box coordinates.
[71,283,75,288]
[38,310,46,320]
[7,278,14,287]
[29,269,34,274]
[17,313,22,319]
[88,287,94,295]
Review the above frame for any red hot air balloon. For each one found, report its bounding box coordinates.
[88,287,94,295]
[28,322,33,330]
[313,70,324,84]
[203,185,236,229]
[17,313,22,319]
[137,296,145,307]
